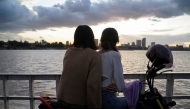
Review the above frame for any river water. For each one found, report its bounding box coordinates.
[0,50,190,109]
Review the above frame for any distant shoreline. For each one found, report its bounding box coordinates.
[0,47,67,50]
[0,48,190,51]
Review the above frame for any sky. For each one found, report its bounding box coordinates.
[0,0,190,47]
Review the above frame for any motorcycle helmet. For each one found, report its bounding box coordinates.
[146,44,173,68]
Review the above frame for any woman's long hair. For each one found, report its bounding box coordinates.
[100,28,119,52]
[72,25,97,50]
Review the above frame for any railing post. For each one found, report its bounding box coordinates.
[3,75,9,109]
[29,76,34,109]
[56,75,60,95]
[139,74,146,94]
[166,74,174,102]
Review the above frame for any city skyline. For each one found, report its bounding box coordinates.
[0,0,190,47]
[1,39,189,51]
[2,37,189,48]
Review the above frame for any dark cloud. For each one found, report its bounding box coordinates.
[64,0,91,12]
[172,0,190,14]
[0,0,29,23]
[0,0,36,32]
[53,4,64,9]
[0,0,190,32]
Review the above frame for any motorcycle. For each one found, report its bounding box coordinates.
[135,44,176,109]
[135,63,176,109]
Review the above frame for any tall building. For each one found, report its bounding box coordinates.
[94,39,98,46]
[131,42,135,46]
[66,41,69,46]
[66,41,69,48]
[142,38,146,48]
[151,42,155,46]
[136,40,141,47]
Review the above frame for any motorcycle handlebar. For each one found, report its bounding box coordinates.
[155,65,165,72]
[147,65,165,77]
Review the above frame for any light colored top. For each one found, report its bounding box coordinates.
[57,47,102,109]
[100,50,125,92]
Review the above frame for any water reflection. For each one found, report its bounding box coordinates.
[0,50,190,74]
[0,50,190,108]
[0,50,65,74]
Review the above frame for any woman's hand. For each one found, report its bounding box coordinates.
[107,83,117,93]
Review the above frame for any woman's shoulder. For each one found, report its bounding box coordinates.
[109,50,119,54]
[106,50,120,56]
[67,47,99,56]
[85,48,100,56]
[99,50,120,59]
[107,51,121,60]
[98,50,118,54]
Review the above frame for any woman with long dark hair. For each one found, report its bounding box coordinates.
[57,25,102,109]
[99,28,128,109]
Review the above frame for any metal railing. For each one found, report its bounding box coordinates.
[0,72,190,109]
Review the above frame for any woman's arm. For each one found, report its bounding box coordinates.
[112,53,125,92]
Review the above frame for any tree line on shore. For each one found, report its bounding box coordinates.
[0,40,190,51]
[0,40,69,49]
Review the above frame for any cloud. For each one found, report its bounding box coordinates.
[152,29,174,32]
[39,36,43,39]
[53,4,64,9]
[49,29,56,31]
[32,29,37,31]
[0,0,36,32]
[0,0,27,23]
[172,0,190,15]
[64,0,91,12]
[148,18,161,22]
[0,0,190,33]
[0,32,25,41]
